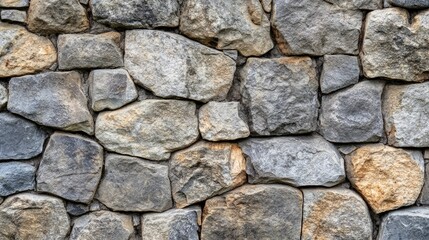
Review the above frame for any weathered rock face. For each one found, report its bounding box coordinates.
[323,0,382,10]
[0,0,28,7]
[66,202,89,217]
[96,100,199,161]
[0,85,7,109]
[170,141,246,208]
[8,71,94,134]
[0,162,35,197]
[387,0,429,9]
[419,163,429,204]
[319,80,385,143]
[378,207,429,240]
[320,55,360,94]
[180,0,273,56]
[0,23,57,78]
[124,30,236,102]
[1,10,27,23]
[240,135,345,187]
[0,193,70,240]
[302,188,373,240]
[240,57,319,135]
[37,132,104,204]
[346,144,425,213]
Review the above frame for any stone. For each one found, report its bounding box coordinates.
[0,85,6,109]
[0,0,28,7]
[201,184,302,240]
[302,188,373,240]
[319,80,385,143]
[425,150,429,159]
[0,193,70,240]
[323,0,382,10]
[27,0,89,34]
[0,162,35,196]
[70,211,134,240]
[37,132,104,204]
[58,32,123,70]
[91,0,180,29]
[0,23,56,78]
[387,0,429,9]
[260,0,271,12]
[320,55,360,94]
[96,154,172,212]
[96,100,199,161]
[8,71,94,134]
[80,0,88,4]
[1,10,27,23]
[240,57,319,135]
[180,0,273,56]
[346,144,425,213]
[378,207,429,240]
[67,202,89,216]
[124,30,236,102]
[0,113,46,160]
[240,134,345,187]
[170,141,247,208]
[89,68,138,111]
[419,162,429,204]
[199,102,250,141]
[272,0,363,56]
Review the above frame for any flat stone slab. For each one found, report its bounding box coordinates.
[320,55,360,94]
[0,162,35,197]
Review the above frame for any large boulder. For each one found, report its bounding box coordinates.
[0,162,35,197]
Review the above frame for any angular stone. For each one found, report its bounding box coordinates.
[124,30,236,102]
[324,0,382,10]
[180,0,273,56]
[66,202,89,217]
[346,144,424,213]
[170,141,246,208]
[240,57,319,135]
[320,55,360,94]
[240,135,345,187]
[387,0,429,9]
[302,188,373,240]
[272,0,362,56]
[378,207,429,240]
[0,23,56,78]
[89,68,138,111]
[0,0,28,7]
[0,193,70,240]
[58,32,123,70]
[0,85,6,109]
[91,0,180,29]
[201,184,302,240]
[320,80,385,143]
[8,71,94,134]
[37,132,104,204]
[96,100,199,161]
[1,10,27,23]
[0,162,35,196]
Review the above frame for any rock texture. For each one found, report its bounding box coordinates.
[320,55,360,94]
[0,85,6,109]
[324,0,382,10]
[1,10,27,23]
[387,0,429,9]
[378,207,429,240]
[0,162,35,197]
[0,0,28,7]
[419,163,429,204]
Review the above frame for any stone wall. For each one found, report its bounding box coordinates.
[1,0,429,239]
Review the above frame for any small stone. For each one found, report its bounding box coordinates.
[0,162,35,197]
[0,0,28,7]
[378,207,429,240]
[321,55,360,94]
[240,57,318,135]
[0,85,6,109]
[37,132,104,204]
[419,162,429,204]
[346,144,425,213]
[337,145,358,155]
[8,71,94,134]
[89,69,138,111]
[180,0,273,56]
[170,141,246,208]
[89,200,107,212]
[320,80,385,143]
[67,202,89,216]
[96,100,199,161]
[425,150,429,159]
[1,10,27,23]
[240,134,345,187]
[387,0,429,9]
[124,30,236,102]
[58,32,123,70]
[0,193,70,240]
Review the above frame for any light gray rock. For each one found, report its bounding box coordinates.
[323,0,382,10]
[387,0,429,9]
[1,10,26,23]
[0,162,35,197]
[240,135,345,187]
[8,71,94,134]
[321,55,360,94]
[0,0,28,7]
[260,0,271,12]
[180,0,273,56]
[378,207,429,240]
[0,85,6,109]
[320,80,385,143]
[419,162,429,204]
[37,132,104,204]
[66,202,89,217]
[80,0,88,4]
[124,30,236,102]
[240,57,319,135]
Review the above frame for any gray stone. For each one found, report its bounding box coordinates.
[0,0,28,7]
[323,0,382,10]
[321,55,360,94]
[0,113,46,160]
[37,132,104,204]
[67,202,89,216]
[8,71,94,134]
[387,0,429,9]
[0,162,35,197]
[378,207,429,240]
[96,100,199,161]
[89,68,138,111]
[425,150,429,159]
[0,85,6,109]
[80,0,88,4]
[1,10,26,23]
[240,57,319,135]
[180,0,273,56]
[240,135,345,187]
[89,200,108,212]
[419,162,429,204]
[260,0,271,12]
[58,32,123,70]
[320,80,385,143]
[124,30,236,102]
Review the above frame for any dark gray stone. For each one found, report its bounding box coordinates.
[321,55,360,94]
[387,0,429,9]
[378,207,429,240]
[419,162,429,205]
[0,162,35,197]
[1,10,27,23]
[66,202,89,217]
[0,84,6,109]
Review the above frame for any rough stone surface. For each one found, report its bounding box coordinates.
[378,207,429,240]
[240,135,345,187]
[260,0,271,12]
[180,0,273,56]
[0,0,28,7]
[387,0,429,9]
[320,55,360,94]
[124,30,236,102]
[8,71,94,134]
[240,57,319,135]
[170,141,247,208]
[37,132,104,203]
[0,193,70,240]
[96,100,199,161]
[0,85,7,109]
[66,202,89,217]
[320,80,385,143]
[0,162,35,196]
[201,184,302,240]
[1,10,27,23]
[346,144,425,213]
[324,0,382,10]
[419,162,429,204]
